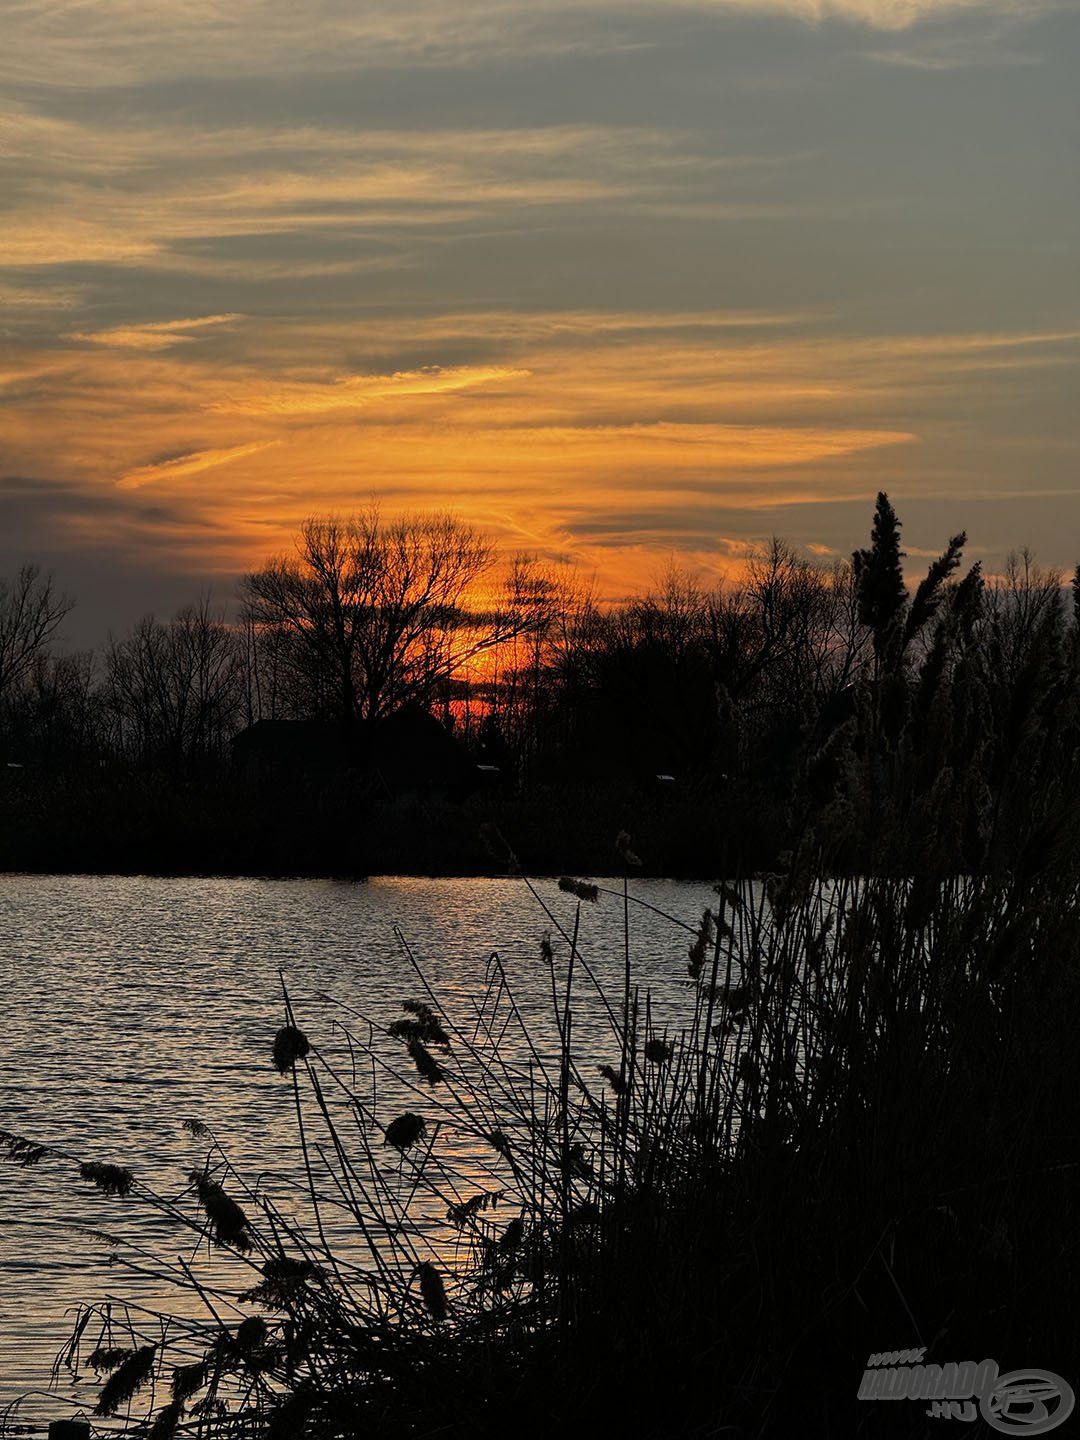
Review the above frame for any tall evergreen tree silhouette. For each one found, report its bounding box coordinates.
[1071,564,1080,646]
[853,492,907,665]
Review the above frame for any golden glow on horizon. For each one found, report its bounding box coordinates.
[4,308,1077,594]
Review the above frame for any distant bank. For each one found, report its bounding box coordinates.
[0,774,775,882]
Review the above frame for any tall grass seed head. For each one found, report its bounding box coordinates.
[385,1112,427,1149]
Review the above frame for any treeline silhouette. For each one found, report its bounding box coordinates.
[3,494,1080,876]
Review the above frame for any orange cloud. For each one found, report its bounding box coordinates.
[70,314,242,352]
[2,309,1073,588]
[213,365,531,416]
[116,440,281,490]
[0,221,158,268]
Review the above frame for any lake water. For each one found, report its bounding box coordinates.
[0,873,715,1432]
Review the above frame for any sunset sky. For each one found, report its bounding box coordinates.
[2,0,1077,642]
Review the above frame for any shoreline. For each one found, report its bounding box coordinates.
[0,863,724,882]
[1,779,773,883]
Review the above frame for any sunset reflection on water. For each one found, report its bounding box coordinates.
[0,873,714,1432]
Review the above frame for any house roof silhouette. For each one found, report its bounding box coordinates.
[231,703,478,800]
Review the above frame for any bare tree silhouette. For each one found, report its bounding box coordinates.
[104,597,243,770]
[241,508,529,727]
[0,565,73,702]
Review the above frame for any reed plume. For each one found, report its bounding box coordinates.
[188,1169,254,1251]
[384,1112,426,1149]
[0,1131,46,1167]
[557,876,599,902]
[418,1262,448,1322]
[271,1024,310,1073]
[79,1161,134,1197]
[94,1344,156,1417]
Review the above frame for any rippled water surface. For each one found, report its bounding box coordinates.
[0,873,714,1430]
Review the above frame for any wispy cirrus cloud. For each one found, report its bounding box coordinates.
[211,364,530,415]
[70,314,243,351]
[116,440,280,490]
[1,111,766,274]
[749,0,1061,26]
[0,0,1062,91]
[0,280,83,309]
[0,220,158,269]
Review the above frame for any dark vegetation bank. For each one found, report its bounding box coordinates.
[5,494,1080,878]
